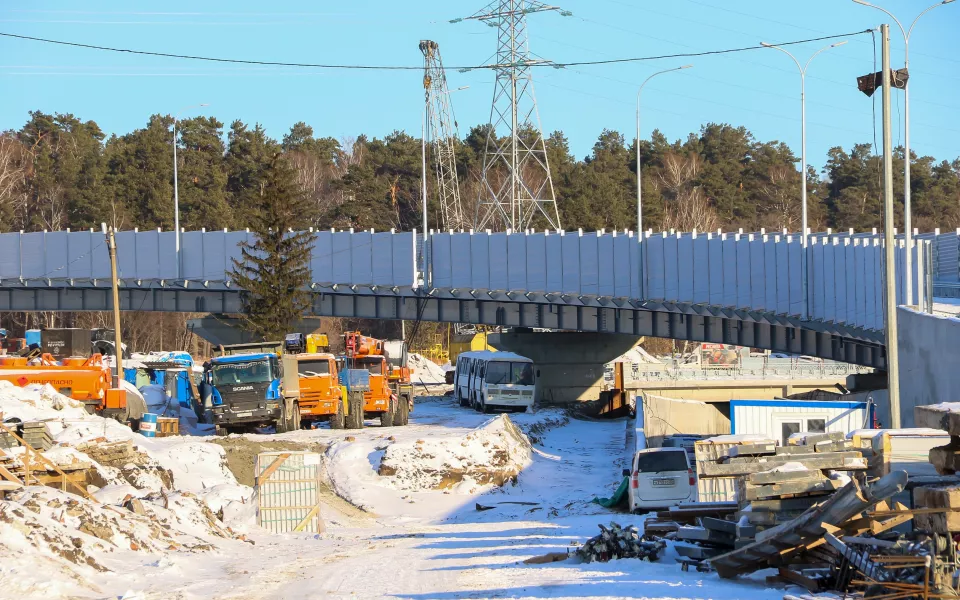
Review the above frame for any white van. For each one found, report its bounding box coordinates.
[454,351,535,413]
[625,447,695,512]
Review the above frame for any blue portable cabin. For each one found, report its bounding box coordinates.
[729,398,875,446]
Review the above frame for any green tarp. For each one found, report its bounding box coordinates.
[592,476,629,508]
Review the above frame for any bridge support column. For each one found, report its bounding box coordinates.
[487,331,642,405]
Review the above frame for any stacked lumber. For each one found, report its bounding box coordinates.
[694,436,778,503]
[20,422,53,451]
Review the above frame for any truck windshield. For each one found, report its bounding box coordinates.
[356,358,383,375]
[211,360,273,386]
[486,361,534,385]
[297,359,330,377]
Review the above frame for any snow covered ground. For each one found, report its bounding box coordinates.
[0,389,787,600]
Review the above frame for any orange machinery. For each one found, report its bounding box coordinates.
[281,351,345,428]
[0,353,127,419]
[342,332,412,427]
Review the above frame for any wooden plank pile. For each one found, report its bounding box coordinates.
[640,433,873,571]
[20,422,53,450]
[912,404,960,534]
[0,420,54,450]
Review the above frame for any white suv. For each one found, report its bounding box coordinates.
[625,447,695,512]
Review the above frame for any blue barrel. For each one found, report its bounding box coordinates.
[140,413,158,437]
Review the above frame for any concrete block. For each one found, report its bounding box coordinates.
[728,443,777,458]
[914,485,960,533]
[915,405,960,437]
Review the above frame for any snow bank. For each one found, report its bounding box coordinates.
[0,376,255,597]
[408,353,448,384]
[376,414,533,491]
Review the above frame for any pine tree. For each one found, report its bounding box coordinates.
[229,153,315,341]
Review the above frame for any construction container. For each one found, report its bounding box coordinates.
[41,328,91,359]
[256,451,324,534]
[729,399,872,446]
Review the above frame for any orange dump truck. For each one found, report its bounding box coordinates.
[0,353,129,420]
[280,351,352,428]
[343,332,412,428]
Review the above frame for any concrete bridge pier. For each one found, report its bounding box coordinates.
[487,331,641,405]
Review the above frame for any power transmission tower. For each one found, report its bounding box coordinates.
[420,40,466,231]
[454,1,569,232]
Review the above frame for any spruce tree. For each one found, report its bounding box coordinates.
[229,153,315,341]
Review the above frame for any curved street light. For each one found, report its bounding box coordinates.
[636,64,692,300]
[760,41,846,319]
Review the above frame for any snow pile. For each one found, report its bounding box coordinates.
[0,377,255,596]
[609,345,662,366]
[0,486,237,575]
[376,414,533,491]
[408,353,448,384]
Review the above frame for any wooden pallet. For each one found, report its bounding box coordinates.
[156,417,179,438]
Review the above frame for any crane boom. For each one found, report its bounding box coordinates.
[420,40,465,231]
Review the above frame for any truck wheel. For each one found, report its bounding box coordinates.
[379,399,395,427]
[345,392,364,430]
[276,404,290,434]
[394,394,410,426]
[330,397,345,429]
[458,389,468,408]
[290,402,301,431]
[473,394,482,412]
[215,424,229,436]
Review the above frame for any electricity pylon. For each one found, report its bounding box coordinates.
[454,0,569,232]
[420,40,466,231]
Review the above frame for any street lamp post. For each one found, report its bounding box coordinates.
[636,65,692,299]
[172,103,209,276]
[760,41,846,320]
[852,0,955,306]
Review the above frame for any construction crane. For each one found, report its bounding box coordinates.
[420,40,465,231]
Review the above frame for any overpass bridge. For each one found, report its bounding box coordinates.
[0,227,951,369]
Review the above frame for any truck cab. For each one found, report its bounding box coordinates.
[202,352,285,435]
[282,352,343,427]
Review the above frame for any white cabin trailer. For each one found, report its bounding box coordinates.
[730,399,874,445]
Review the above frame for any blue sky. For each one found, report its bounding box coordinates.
[1,0,958,169]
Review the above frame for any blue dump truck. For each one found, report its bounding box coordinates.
[200,342,298,436]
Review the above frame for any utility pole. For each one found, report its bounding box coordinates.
[880,24,901,428]
[454,0,569,232]
[104,224,123,387]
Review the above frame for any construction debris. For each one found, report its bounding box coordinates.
[575,522,664,563]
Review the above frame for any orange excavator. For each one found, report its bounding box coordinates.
[342,332,413,427]
[0,353,129,420]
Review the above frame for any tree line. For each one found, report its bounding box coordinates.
[1,110,958,236]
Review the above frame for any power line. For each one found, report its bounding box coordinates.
[0,29,873,72]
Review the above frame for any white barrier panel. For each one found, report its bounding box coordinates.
[0,229,936,333]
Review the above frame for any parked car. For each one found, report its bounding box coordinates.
[661,434,708,464]
[623,447,695,512]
